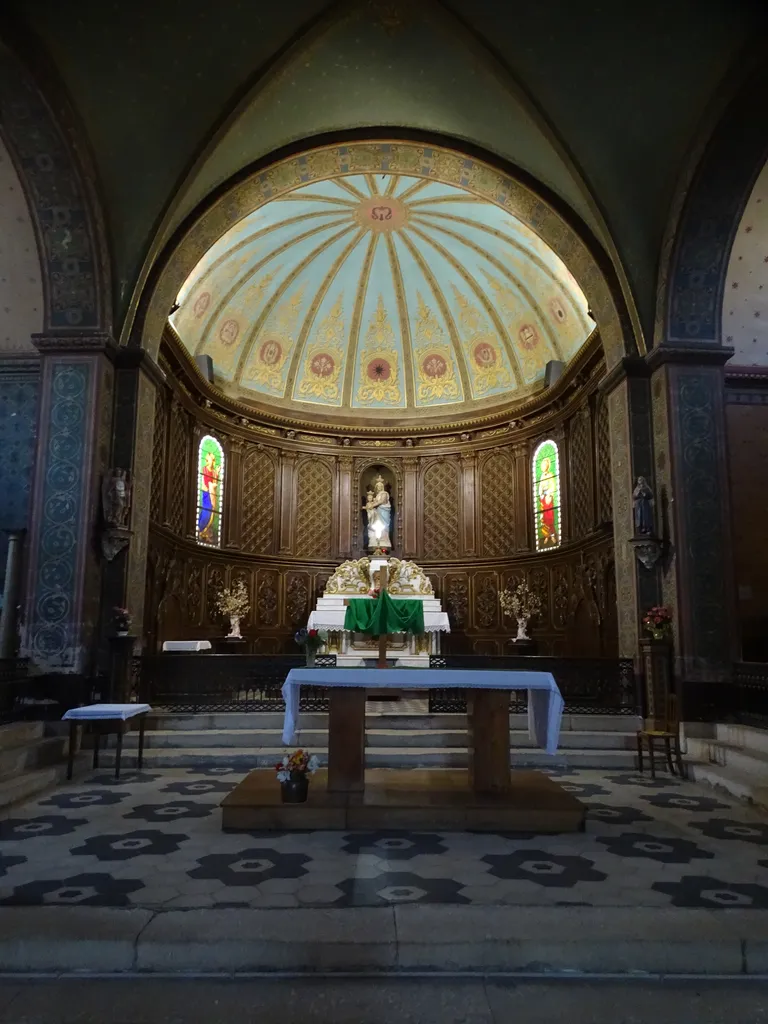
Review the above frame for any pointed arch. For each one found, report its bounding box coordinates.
[196,434,225,546]
[532,439,561,552]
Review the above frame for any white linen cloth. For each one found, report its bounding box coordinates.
[281,668,563,754]
[162,640,212,652]
[62,703,152,721]
[307,609,450,632]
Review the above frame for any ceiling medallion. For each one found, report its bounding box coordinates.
[355,195,408,233]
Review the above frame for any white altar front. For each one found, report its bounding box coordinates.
[307,556,450,668]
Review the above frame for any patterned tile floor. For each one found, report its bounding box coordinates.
[1,767,767,911]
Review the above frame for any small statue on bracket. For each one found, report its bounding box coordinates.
[632,476,655,536]
[100,468,132,561]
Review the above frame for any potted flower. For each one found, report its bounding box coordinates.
[276,749,319,803]
[113,606,131,636]
[215,580,250,639]
[499,582,542,641]
[642,605,672,641]
[294,627,326,666]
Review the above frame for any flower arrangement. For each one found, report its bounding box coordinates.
[275,749,319,783]
[113,606,131,633]
[643,605,672,640]
[499,582,542,622]
[294,627,326,652]
[215,580,250,620]
[367,587,381,599]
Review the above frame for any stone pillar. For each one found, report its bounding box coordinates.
[459,451,477,557]
[601,358,661,660]
[648,348,735,681]
[23,334,116,674]
[0,530,25,658]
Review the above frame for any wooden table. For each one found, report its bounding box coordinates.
[62,703,152,780]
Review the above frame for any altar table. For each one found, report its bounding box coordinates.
[281,668,563,797]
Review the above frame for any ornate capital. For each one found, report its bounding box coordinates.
[33,331,119,358]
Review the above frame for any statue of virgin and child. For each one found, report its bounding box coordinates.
[363,474,392,552]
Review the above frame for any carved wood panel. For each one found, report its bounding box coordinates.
[230,566,253,626]
[445,573,469,630]
[149,386,167,523]
[256,569,279,627]
[285,571,310,627]
[295,459,333,558]
[422,460,460,559]
[205,566,224,625]
[596,397,612,523]
[480,451,515,557]
[186,560,203,627]
[474,572,499,631]
[241,447,276,554]
[569,408,592,538]
[167,403,189,534]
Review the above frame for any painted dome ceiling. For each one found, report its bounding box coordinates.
[171,170,595,427]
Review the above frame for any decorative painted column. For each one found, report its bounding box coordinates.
[337,454,353,558]
[223,437,244,549]
[511,442,531,552]
[402,456,419,558]
[23,335,116,674]
[459,450,477,557]
[0,530,25,658]
[278,450,298,555]
[648,348,735,682]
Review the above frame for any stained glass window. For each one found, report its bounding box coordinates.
[196,434,224,546]
[532,439,561,551]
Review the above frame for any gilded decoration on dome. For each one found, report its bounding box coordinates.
[413,293,460,403]
[356,296,402,406]
[298,294,346,403]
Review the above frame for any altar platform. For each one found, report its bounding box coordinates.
[221,767,586,832]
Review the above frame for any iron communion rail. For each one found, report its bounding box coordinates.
[132,653,640,716]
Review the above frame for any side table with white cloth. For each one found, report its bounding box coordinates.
[63,703,152,780]
[282,668,564,796]
[162,641,212,653]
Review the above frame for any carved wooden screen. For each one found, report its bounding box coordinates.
[480,452,515,557]
[295,459,333,558]
[596,398,613,523]
[241,447,275,554]
[569,409,591,539]
[149,386,167,523]
[166,403,188,534]
[422,460,460,559]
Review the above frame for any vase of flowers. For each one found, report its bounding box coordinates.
[294,627,326,666]
[215,580,250,639]
[113,606,131,636]
[499,582,542,642]
[642,605,672,641]
[276,749,319,803]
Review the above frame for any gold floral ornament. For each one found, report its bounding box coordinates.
[499,581,542,621]
[244,287,304,391]
[298,294,346,402]
[215,580,250,620]
[414,293,459,402]
[356,296,402,405]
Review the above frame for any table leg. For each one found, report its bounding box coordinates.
[115,727,123,780]
[469,689,511,795]
[67,722,76,781]
[92,731,100,770]
[327,687,366,795]
[137,715,146,769]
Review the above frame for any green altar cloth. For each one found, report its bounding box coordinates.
[343,591,425,635]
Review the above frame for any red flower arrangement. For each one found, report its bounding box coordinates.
[642,605,672,640]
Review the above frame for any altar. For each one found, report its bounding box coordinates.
[308,556,450,667]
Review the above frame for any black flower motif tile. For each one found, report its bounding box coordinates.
[587,803,654,825]
[40,790,128,809]
[0,815,89,841]
[70,829,189,861]
[189,849,310,885]
[483,850,607,887]
[161,780,233,796]
[641,793,728,811]
[0,853,26,876]
[187,767,238,776]
[597,832,715,864]
[544,766,579,777]
[90,772,162,786]
[341,831,447,860]
[653,875,768,909]
[336,873,470,906]
[1,873,145,907]
[606,773,678,790]
[558,781,611,798]
[689,818,768,846]
[123,801,216,822]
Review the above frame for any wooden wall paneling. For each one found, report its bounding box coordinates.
[473,571,499,631]
[241,445,277,554]
[149,384,167,524]
[285,571,310,628]
[512,443,531,551]
[205,564,224,626]
[255,568,279,628]
[294,458,334,559]
[551,563,570,630]
[223,438,244,549]
[165,399,189,534]
[278,451,297,554]
[480,449,515,558]
[186,420,203,541]
[229,564,253,627]
[595,395,613,524]
[421,458,460,560]
[459,451,477,556]
[528,566,550,630]
[568,406,593,540]
[186,559,204,629]
[444,572,469,631]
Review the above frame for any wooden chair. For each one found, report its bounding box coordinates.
[636,694,684,779]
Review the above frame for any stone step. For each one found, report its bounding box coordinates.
[713,723,768,757]
[685,736,768,779]
[120,727,635,751]
[146,711,639,733]
[686,761,768,811]
[95,745,637,771]
[0,754,90,813]
[0,735,70,780]
[0,720,44,752]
